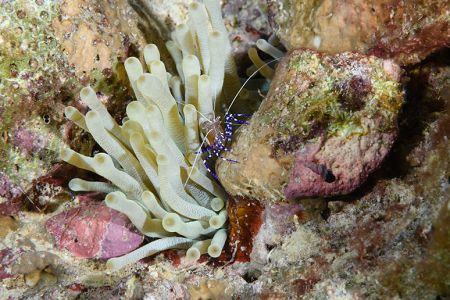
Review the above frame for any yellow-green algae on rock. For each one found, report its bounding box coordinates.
[0,0,147,188]
[217,49,404,202]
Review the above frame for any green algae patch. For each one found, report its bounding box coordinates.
[267,50,404,143]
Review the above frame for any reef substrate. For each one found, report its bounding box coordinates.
[218,48,404,202]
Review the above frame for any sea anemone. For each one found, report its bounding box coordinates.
[60,0,253,272]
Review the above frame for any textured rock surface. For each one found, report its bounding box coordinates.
[0,248,23,282]
[1,0,450,299]
[0,216,20,239]
[267,0,450,64]
[222,0,272,75]
[46,200,143,259]
[217,49,404,201]
[12,251,60,288]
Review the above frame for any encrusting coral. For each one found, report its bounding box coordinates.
[59,0,252,271]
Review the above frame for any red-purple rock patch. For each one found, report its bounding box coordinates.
[46,201,143,259]
[283,124,398,198]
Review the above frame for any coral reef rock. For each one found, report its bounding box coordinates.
[217,49,404,202]
[267,0,450,64]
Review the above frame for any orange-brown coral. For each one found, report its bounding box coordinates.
[215,196,264,264]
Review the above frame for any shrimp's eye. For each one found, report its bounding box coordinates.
[199,122,209,136]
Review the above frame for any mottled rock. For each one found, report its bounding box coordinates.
[0,0,158,190]
[217,49,404,201]
[249,202,308,265]
[221,0,273,75]
[0,216,20,239]
[45,201,143,259]
[267,0,450,64]
[0,172,23,216]
[12,129,47,155]
[22,163,83,212]
[0,248,25,281]
[12,251,60,288]
[283,126,397,199]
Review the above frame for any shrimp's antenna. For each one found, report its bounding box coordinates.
[181,58,283,187]
[175,99,214,125]
[225,58,280,115]
[18,186,43,212]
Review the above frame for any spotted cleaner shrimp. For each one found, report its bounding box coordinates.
[187,58,280,182]
[196,113,251,180]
